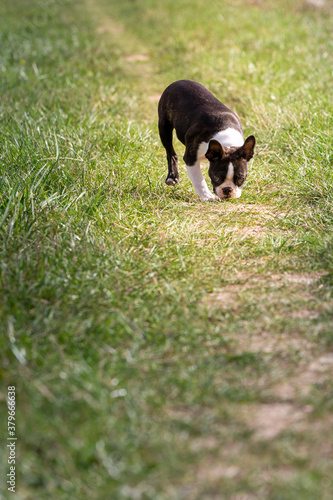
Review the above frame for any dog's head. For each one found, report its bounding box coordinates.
[205,136,255,200]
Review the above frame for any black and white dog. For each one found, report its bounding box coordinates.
[158,80,255,201]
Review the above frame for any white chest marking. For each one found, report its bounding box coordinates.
[212,128,244,148]
[197,127,244,161]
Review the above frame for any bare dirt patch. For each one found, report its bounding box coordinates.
[244,332,313,354]
[97,23,124,35]
[241,226,265,238]
[241,402,313,440]
[206,289,239,309]
[230,495,258,500]
[205,271,326,311]
[305,0,326,7]
[189,436,220,452]
[221,202,289,217]
[205,271,331,410]
[289,308,320,319]
[165,406,210,422]
[124,54,150,62]
[234,270,327,286]
[274,353,333,399]
[197,462,240,482]
[185,201,291,219]
[147,94,161,103]
[158,201,278,246]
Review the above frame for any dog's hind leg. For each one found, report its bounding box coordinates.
[158,119,179,185]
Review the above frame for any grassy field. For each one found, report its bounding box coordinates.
[1,0,333,498]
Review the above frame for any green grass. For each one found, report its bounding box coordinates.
[1,0,333,499]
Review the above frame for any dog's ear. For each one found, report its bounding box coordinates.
[239,135,256,161]
[205,140,225,161]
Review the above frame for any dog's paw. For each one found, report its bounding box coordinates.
[165,177,179,186]
[200,193,220,202]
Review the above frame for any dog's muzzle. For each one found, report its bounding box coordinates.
[215,184,242,200]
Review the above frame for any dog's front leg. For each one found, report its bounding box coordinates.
[186,163,219,202]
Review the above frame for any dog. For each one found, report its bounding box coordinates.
[158,80,255,201]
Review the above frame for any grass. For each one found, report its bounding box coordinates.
[1,0,333,498]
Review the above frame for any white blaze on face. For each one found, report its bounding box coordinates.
[215,162,242,199]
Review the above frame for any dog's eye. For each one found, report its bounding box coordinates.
[210,174,220,183]
[235,175,245,185]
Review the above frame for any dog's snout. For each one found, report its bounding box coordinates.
[223,187,232,196]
